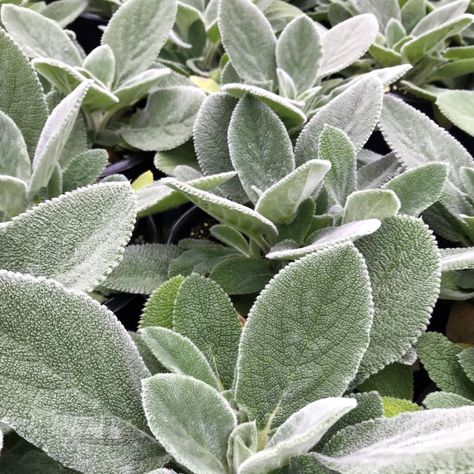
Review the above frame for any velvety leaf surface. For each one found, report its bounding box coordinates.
[83,45,116,88]
[0,176,28,221]
[424,391,474,409]
[437,90,474,136]
[342,189,400,224]
[62,149,108,192]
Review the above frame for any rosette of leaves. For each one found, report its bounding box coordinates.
[1,0,208,151]
[1,235,468,473]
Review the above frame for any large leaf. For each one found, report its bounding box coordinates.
[235,243,373,428]
[0,271,167,473]
[0,183,135,292]
[172,274,241,389]
[142,374,236,474]
[0,29,48,156]
[30,82,90,198]
[218,0,276,86]
[276,14,322,94]
[103,244,181,294]
[313,407,474,473]
[354,216,440,383]
[412,0,469,36]
[320,14,379,77]
[295,76,383,166]
[163,178,278,240]
[122,87,205,152]
[102,0,178,85]
[228,95,294,204]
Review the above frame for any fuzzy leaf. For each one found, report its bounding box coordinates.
[255,160,331,224]
[276,15,322,94]
[0,29,48,156]
[104,244,181,295]
[440,247,474,272]
[227,421,258,472]
[295,76,383,166]
[0,271,167,473]
[140,327,220,389]
[354,216,440,383]
[239,398,356,474]
[122,87,205,152]
[42,0,88,27]
[62,149,108,192]
[229,95,295,204]
[357,152,401,189]
[320,14,379,77]
[401,0,426,33]
[437,90,474,137]
[163,178,278,240]
[210,225,251,256]
[30,82,90,198]
[314,407,474,473]
[102,0,178,85]
[172,274,241,389]
[356,0,400,30]
[236,243,374,427]
[343,190,400,224]
[382,397,421,418]
[424,391,474,409]
[0,182,135,292]
[218,0,276,86]
[459,347,474,384]
[1,4,83,66]
[83,45,116,88]
[142,374,237,474]
[383,163,448,216]
[418,332,474,399]
[412,0,469,36]
[0,176,28,221]
[140,276,186,329]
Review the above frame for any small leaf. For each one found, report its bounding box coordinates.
[401,0,426,33]
[0,176,28,221]
[102,0,178,85]
[83,44,116,88]
[424,391,474,409]
[140,327,220,389]
[0,182,136,292]
[437,90,474,137]
[320,14,379,77]
[236,243,374,427]
[172,274,241,388]
[459,347,474,383]
[440,247,474,272]
[218,0,276,86]
[62,149,108,192]
[355,0,400,30]
[382,397,421,418]
[142,374,237,474]
[104,244,181,295]
[357,152,401,189]
[41,0,88,27]
[210,224,251,256]
[227,421,258,473]
[342,189,401,224]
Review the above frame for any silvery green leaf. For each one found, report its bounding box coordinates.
[277,68,297,100]
[461,166,474,195]
[441,246,474,271]
[459,348,474,384]
[417,332,474,399]
[172,274,241,389]
[136,172,236,217]
[276,15,322,94]
[163,178,278,240]
[239,398,356,474]
[412,0,469,36]
[255,160,331,224]
[318,125,356,206]
[122,87,205,152]
[236,243,374,427]
[0,176,28,221]
[265,0,302,33]
[320,14,379,77]
[209,256,273,295]
[295,76,383,166]
[382,397,421,418]
[1,4,83,66]
[277,198,315,244]
[193,93,247,202]
[385,19,406,48]
[140,275,186,329]
[379,94,474,190]
[382,163,448,216]
[437,90,474,137]
[357,152,401,189]
[314,406,474,473]
[142,374,237,474]
[218,0,276,86]
[83,45,116,88]
[47,164,63,199]
[364,64,412,86]
[221,83,307,128]
[130,332,166,375]
[424,391,474,409]
[401,15,473,64]
[154,142,199,177]
[210,224,251,256]
[0,29,48,156]
[0,111,31,182]
[227,421,258,473]
[267,219,381,260]
[354,216,441,384]
[0,182,135,292]
[41,0,88,27]
[401,0,426,33]
[228,95,295,204]
[0,271,167,473]
[104,244,181,294]
[355,0,400,30]
[140,327,220,389]
[342,189,401,224]
[62,149,108,192]
[30,82,90,199]
[102,0,178,85]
